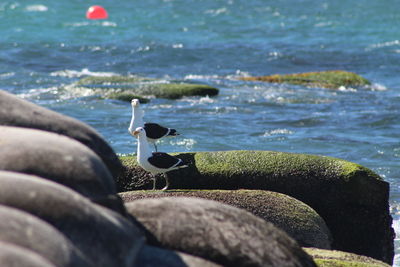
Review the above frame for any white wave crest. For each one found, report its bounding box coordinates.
[263,129,294,137]
[50,68,118,78]
[25,5,48,12]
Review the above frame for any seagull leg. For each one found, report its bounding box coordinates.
[154,143,158,152]
[152,176,156,190]
[161,174,169,191]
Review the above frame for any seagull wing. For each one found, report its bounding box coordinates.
[144,123,170,139]
[148,152,183,169]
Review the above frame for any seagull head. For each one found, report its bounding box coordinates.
[132,127,145,138]
[131,99,140,108]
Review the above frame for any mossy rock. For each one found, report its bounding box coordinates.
[72,75,219,100]
[239,70,371,89]
[75,75,155,85]
[118,150,394,264]
[120,189,332,249]
[126,197,317,267]
[304,248,391,267]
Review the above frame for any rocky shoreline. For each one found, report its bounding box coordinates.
[0,89,394,266]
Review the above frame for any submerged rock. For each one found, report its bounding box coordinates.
[119,150,394,264]
[239,70,371,89]
[0,172,145,267]
[0,90,123,179]
[304,248,391,267]
[0,205,91,266]
[0,128,124,213]
[126,197,316,267]
[71,75,219,100]
[121,189,332,249]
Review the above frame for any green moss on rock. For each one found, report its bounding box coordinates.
[76,75,154,85]
[304,248,391,267]
[71,75,219,100]
[120,189,332,249]
[118,150,393,264]
[240,70,371,89]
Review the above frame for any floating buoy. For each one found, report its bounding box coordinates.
[86,5,108,20]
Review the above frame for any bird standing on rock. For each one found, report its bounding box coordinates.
[128,99,179,152]
[132,127,188,190]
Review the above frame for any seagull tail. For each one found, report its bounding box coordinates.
[168,128,180,136]
[175,158,188,169]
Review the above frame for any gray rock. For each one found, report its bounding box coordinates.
[121,189,332,249]
[0,204,91,266]
[0,90,122,178]
[126,197,316,267]
[0,171,145,267]
[120,150,394,264]
[0,241,55,267]
[137,245,222,267]
[0,127,123,213]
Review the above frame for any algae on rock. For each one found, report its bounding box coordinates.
[118,150,394,264]
[239,70,371,89]
[120,189,333,249]
[70,75,219,100]
[304,248,391,267]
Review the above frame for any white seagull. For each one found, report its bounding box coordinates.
[128,99,179,152]
[133,127,188,190]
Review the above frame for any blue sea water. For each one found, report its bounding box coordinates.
[0,0,399,264]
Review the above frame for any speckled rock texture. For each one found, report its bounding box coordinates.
[0,127,124,213]
[0,241,55,267]
[0,172,145,267]
[0,90,122,178]
[0,205,91,267]
[121,189,332,249]
[126,197,317,267]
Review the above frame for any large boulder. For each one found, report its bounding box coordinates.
[304,248,391,267]
[126,197,316,267]
[0,171,145,267]
[0,241,55,267]
[121,189,332,249]
[0,204,91,266]
[239,70,371,89]
[71,75,219,100]
[137,245,222,267]
[0,90,122,178]
[0,127,123,213]
[119,150,394,264]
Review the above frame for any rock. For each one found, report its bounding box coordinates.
[0,90,122,178]
[0,241,55,267]
[239,70,371,89]
[119,150,394,264]
[137,245,222,267]
[304,248,391,267]
[126,197,316,267]
[0,204,91,266]
[0,128,124,213]
[71,75,219,100]
[121,189,332,249]
[0,171,145,267]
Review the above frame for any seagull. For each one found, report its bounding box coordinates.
[133,127,188,190]
[128,99,179,152]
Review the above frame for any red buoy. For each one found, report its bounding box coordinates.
[86,5,108,20]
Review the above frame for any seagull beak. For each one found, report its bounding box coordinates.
[132,130,140,137]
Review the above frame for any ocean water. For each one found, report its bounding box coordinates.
[0,0,399,264]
